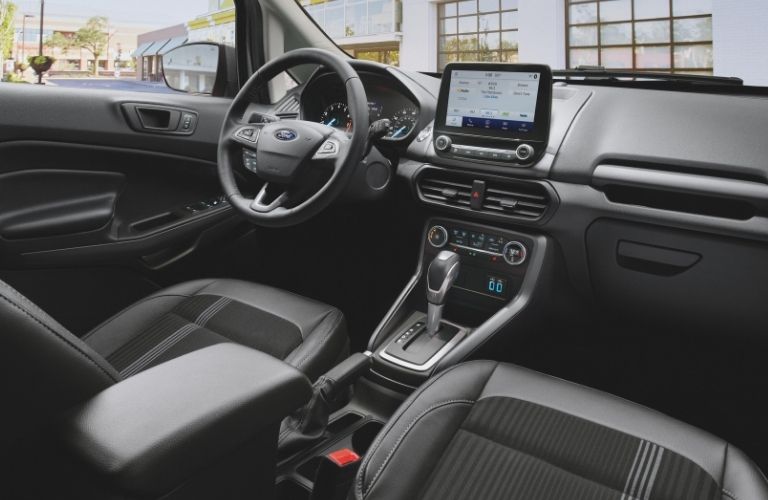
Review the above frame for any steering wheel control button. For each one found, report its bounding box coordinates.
[502,241,528,266]
[236,127,259,142]
[434,135,452,151]
[242,150,258,173]
[428,225,449,248]
[313,139,340,159]
[515,144,535,161]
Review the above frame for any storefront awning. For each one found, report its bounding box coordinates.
[158,36,188,56]
[142,39,172,57]
[132,41,153,58]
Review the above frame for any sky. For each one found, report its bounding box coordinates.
[15,0,211,28]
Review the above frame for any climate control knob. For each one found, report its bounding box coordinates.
[427,225,449,248]
[434,135,452,152]
[502,241,527,266]
[515,144,535,162]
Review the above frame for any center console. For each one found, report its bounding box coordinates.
[274,63,560,498]
[368,217,552,388]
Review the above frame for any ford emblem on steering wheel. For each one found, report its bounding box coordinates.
[274,129,298,141]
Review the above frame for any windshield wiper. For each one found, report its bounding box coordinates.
[554,66,743,86]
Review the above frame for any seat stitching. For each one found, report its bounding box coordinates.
[361,399,476,498]
[278,375,328,443]
[81,294,192,341]
[722,488,739,500]
[456,428,637,498]
[294,311,344,369]
[356,362,491,498]
[0,292,118,383]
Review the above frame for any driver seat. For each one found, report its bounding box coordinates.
[0,277,348,449]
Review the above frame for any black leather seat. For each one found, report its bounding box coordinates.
[355,361,768,500]
[0,277,347,451]
[83,279,348,382]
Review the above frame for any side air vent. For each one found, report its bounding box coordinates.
[416,169,553,221]
[274,96,300,119]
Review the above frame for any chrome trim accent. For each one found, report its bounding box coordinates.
[449,242,502,257]
[312,139,340,159]
[379,321,468,372]
[515,143,535,161]
[427,225,449,248]
[434,135,452,151]
[502,241,528,266]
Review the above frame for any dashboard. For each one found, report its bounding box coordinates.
[301,70,421,141]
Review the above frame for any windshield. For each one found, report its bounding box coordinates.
[296,0,768,87]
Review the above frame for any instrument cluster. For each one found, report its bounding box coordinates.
[302,71,421,142]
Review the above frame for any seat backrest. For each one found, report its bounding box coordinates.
[0,279,119,450]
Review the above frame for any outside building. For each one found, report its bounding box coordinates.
[187,0,236,46]
[133,0,236,83]
[13,14,150,75]
[299,0,401,64]
[301,0,768,86]
[133,24,187,82]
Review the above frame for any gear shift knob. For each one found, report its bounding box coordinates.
[426,250,460,335]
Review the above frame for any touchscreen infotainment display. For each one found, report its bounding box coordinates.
[445,70,541,134]
[434,63,553,157]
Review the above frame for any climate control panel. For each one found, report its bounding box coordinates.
[424,219,533,302]
[428,224,528,266]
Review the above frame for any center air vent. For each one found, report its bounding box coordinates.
[417,170,553,221]
[418,175,473,207]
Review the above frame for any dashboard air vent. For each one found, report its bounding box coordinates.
[418,175,473,208]
[417,170,552,221]
[482,181,550,219]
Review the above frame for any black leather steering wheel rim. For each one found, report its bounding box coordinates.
[217,48,369,227]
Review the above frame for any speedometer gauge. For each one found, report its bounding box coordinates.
[320,102,352,132]
[388,106,418,139]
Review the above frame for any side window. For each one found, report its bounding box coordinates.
[3,0,235,95]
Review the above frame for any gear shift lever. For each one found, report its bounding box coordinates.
[426,251,461,335]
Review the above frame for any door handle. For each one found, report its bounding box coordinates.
[121,103,198,135]
[616,240,701,276]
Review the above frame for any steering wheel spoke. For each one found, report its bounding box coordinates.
[218,48,369,227]
[231,123,264,150]
[250,182,289,213]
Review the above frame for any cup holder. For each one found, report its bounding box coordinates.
[275,478,311,500]
[351,421,384,456]
[295,419,385,481]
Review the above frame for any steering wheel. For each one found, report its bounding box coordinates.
[218,48,369,227]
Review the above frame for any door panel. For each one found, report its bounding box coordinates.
[0,170,124,240]
[0,85,237,268]
[0,83,241,331]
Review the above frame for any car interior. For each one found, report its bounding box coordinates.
[2,0,768,499]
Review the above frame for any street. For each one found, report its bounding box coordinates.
[46,77,180,94]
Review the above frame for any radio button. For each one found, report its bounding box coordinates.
[516,144,535,161]
[435,135,452,151]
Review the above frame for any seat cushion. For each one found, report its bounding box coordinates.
[84,279,348,381]
[355,361,768,500]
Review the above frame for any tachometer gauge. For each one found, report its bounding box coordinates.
[388,106,418,139]
[320,102,352,132]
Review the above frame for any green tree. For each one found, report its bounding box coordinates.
[47,16,108,76]
[0,0,17,61]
